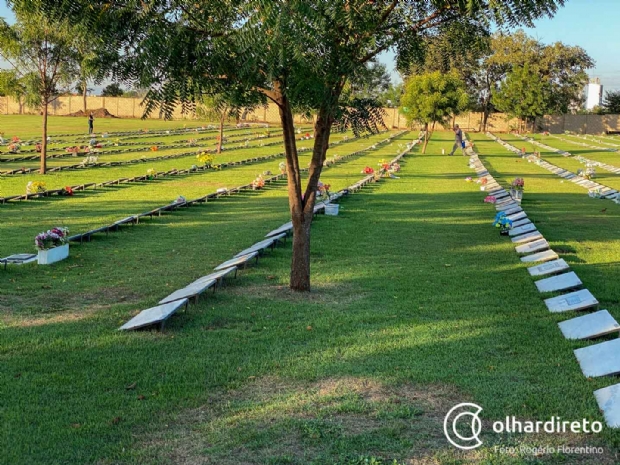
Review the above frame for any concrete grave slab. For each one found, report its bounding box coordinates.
[159,279,217,305]
[528,259,570,277]
[521,249,558,263]
[509,223,537,237]
[545,289,598,313]
[507,211,527,222]
[515,239,549,255]
[559,310,620,340]
[119,298,188,331]
[1,253,37,265]
[512,231,544,244]
[535,271,582,293]
[594,383,620,427]
[574,339,620,378]
[215,252,259,271]
[512,218,532,228]
[504,207,523,215]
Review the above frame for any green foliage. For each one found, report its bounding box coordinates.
[492,63,550,122]
[603,90,620,114]
[399,71,469,127]
[101,83,124,97]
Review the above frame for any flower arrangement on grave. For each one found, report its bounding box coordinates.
[190,164,198,170]
[35,227,69,251]
[585,167,596,180]
[465,176,473,182]
[196,151,215,166]
[26,181,47,195]
[114,138,121,146]
[188,138,197,146]
[263,170,272,176]
[279,161,287,174]
[33,142,42,153]
[379,159,391,171]
[391,162,401,172]
[89,138,98,146]
[363,166,375,175]
[173,195,186,204]
[146,168,156,180]
[11,136,20,144]
[484,195,497,204]
[480,178,488,185]
[317,181,331,199]
[511,178,524,191]
[493,212,513,235]
[8,143,20,153]
[150,145,159,152]
[252,174,266,190]
[102,132,109,138]
[62,186,74,196]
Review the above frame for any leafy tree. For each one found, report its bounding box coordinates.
[399,71,469,153]
[603,91,620,114]
[197,95,248,154]
[39,0,567,291]
[101,83,125,97]
[378,82,404,108]
[0,7,78,174]
[492,64,550,130]
[349,61,391,100]
[0,69,40,113]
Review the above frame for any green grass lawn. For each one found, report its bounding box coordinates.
[0,114,223,139]
[2,124,620,464]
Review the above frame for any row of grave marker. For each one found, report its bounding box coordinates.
[571,134,620,148]
[512,133,620,174]
[486,133,619,200]
[467,141,620,429]
[0,131,387,204]
[0,133,291,176]
[62,131,407,245]
[0,129,289,161]
[548,134,619,152]
[118,138,418,331]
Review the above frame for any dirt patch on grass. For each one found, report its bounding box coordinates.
[138,375,618,464]
[227,280,366,307]
[139,376,468,464]
[0,286,142,325]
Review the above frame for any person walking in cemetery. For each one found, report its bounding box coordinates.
[449,124,465,156]
[88,113,94,134]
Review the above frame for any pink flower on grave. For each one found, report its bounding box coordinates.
[484,196,496,204]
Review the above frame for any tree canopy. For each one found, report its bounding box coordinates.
[603,90,620,114]
[22,0,568,290]
[400,71,469,152]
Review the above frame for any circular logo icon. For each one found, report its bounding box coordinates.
[444,403,483,450]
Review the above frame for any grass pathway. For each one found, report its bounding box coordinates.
[3,131,619,463]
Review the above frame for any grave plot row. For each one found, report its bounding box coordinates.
[512,133,620,175]
[0,131,383,204]
[63,131,408,245]
[119,137,419,332]
[547,134,619,152]
[0,128,289,161]
[486,133,619,201]
[0,133,291,176]
[467,141,620,429]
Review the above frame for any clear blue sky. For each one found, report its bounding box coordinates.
[378,0,620,92]
[0,1,618,92]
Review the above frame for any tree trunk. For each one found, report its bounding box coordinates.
[41,102,48,174]
[276,88,334,291]
[83,81,87,113]
[217,114,224,154]
[422,122,429,154]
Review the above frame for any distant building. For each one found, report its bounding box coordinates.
[585,78,603,110]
